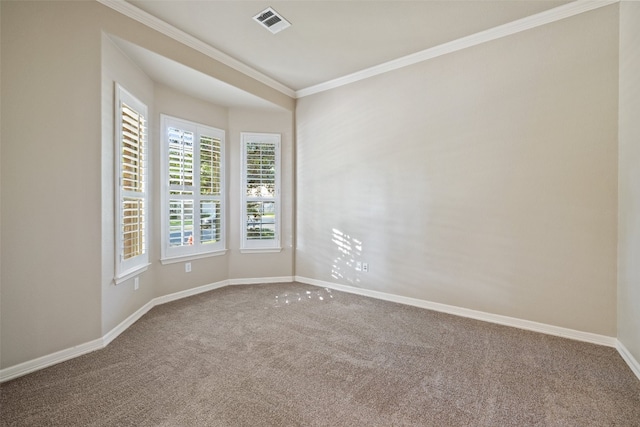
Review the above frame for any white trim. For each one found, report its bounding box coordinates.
[296,0,619,98]
[0,338,104,383]
[102,300,155,347]
[295,276,617,348]
[160,249,228,265]
[228,276,294,286]
[114,84,149,280]
[96,0,295,98]
[152,279,229,306]
[114,263,150,285]
[160,115,226,260]
[0,279,228,383]
[0,277,290,382]
[239,248,283,254]
[616,340,640,381]
[240,133,282,251]
[3,276,632,383]
[98,0,617,99]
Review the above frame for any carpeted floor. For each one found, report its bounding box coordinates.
[1,282,639,426]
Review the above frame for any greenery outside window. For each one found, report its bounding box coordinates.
[241,132,281,252]
[161,115,225,262]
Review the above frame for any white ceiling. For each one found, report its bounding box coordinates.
[110,1,582,109]
[110,36,286,111]
[126,0,571,92]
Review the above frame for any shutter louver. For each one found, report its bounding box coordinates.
[122,198,145,259]
[120,101,146,260]
[244,140,278,242]
[246,142,276,198]
[199,135,222,245]
[168,127,194,194]
[200,135,221,196]
[162,116,225,258]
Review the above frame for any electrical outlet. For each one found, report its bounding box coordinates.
[134,277,139,290]
[185,262,192,273]
[362,263,369,272]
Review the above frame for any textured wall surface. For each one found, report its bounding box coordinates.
[296,6,619,336]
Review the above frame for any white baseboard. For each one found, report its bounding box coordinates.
[616,340,640,381]
[295,276,617,348]
[228,276,294,286]
[102,300,155,347]
[153,280,229,306]
[0,338,104,383]
[0,279,229,383]
[2,276,633,383]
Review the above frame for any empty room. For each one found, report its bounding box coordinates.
[1,0,639,425]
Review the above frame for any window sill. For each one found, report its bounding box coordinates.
[114,263,150,285]
[240,247,282,254]
[160,249,228,265]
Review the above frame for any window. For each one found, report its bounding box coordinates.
[115,84,149,283]
[241,133,281,252]
[161,115,225,262]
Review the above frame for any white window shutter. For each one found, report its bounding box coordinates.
[115,84,149,283]
[241,133,281,252]
[161,115,225,262]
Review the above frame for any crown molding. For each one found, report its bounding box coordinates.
[296,0,619,98]
[96,0,297,99]
[95,0,618,99]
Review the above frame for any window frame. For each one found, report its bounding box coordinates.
[114,84,149,283]
[240,132,282,253]
[160,115,226,263]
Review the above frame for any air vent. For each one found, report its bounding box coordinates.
[253,7,291,34]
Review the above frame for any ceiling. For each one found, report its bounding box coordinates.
[126,0,571,92]
[109,1,580,109]
[110,36,286,111]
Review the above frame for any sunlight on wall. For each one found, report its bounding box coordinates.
[331,228,363,284]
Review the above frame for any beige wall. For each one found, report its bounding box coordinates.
[1,1,103,368]
[101,21,297,331]
[151,84,231,299]
[618,0,640,366]
[227,108,295,280]
[101,34,156,335]
[1,1,295,370]
[296,6,619,336]
[1,0,636,374]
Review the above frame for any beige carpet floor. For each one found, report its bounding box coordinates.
[1,282,639,426]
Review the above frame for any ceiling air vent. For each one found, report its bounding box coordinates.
[253,7,291,34]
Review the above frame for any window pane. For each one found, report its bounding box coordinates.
[169,199,194,247]
[246,142,275,197]
[246,201,275,240]
[200,135,221,196]
[162,116,225,258]
[200,200,221,245]
[168,127,194,191]
[122,197,145,259]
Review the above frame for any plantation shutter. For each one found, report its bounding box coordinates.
[245,142,276,241]
[199,135,222,245]
[115,84,149,283]
[241,133,281,251]
[161,115,225,261]
[120,103,146,260]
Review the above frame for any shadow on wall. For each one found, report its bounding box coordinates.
[331,228,364,285]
